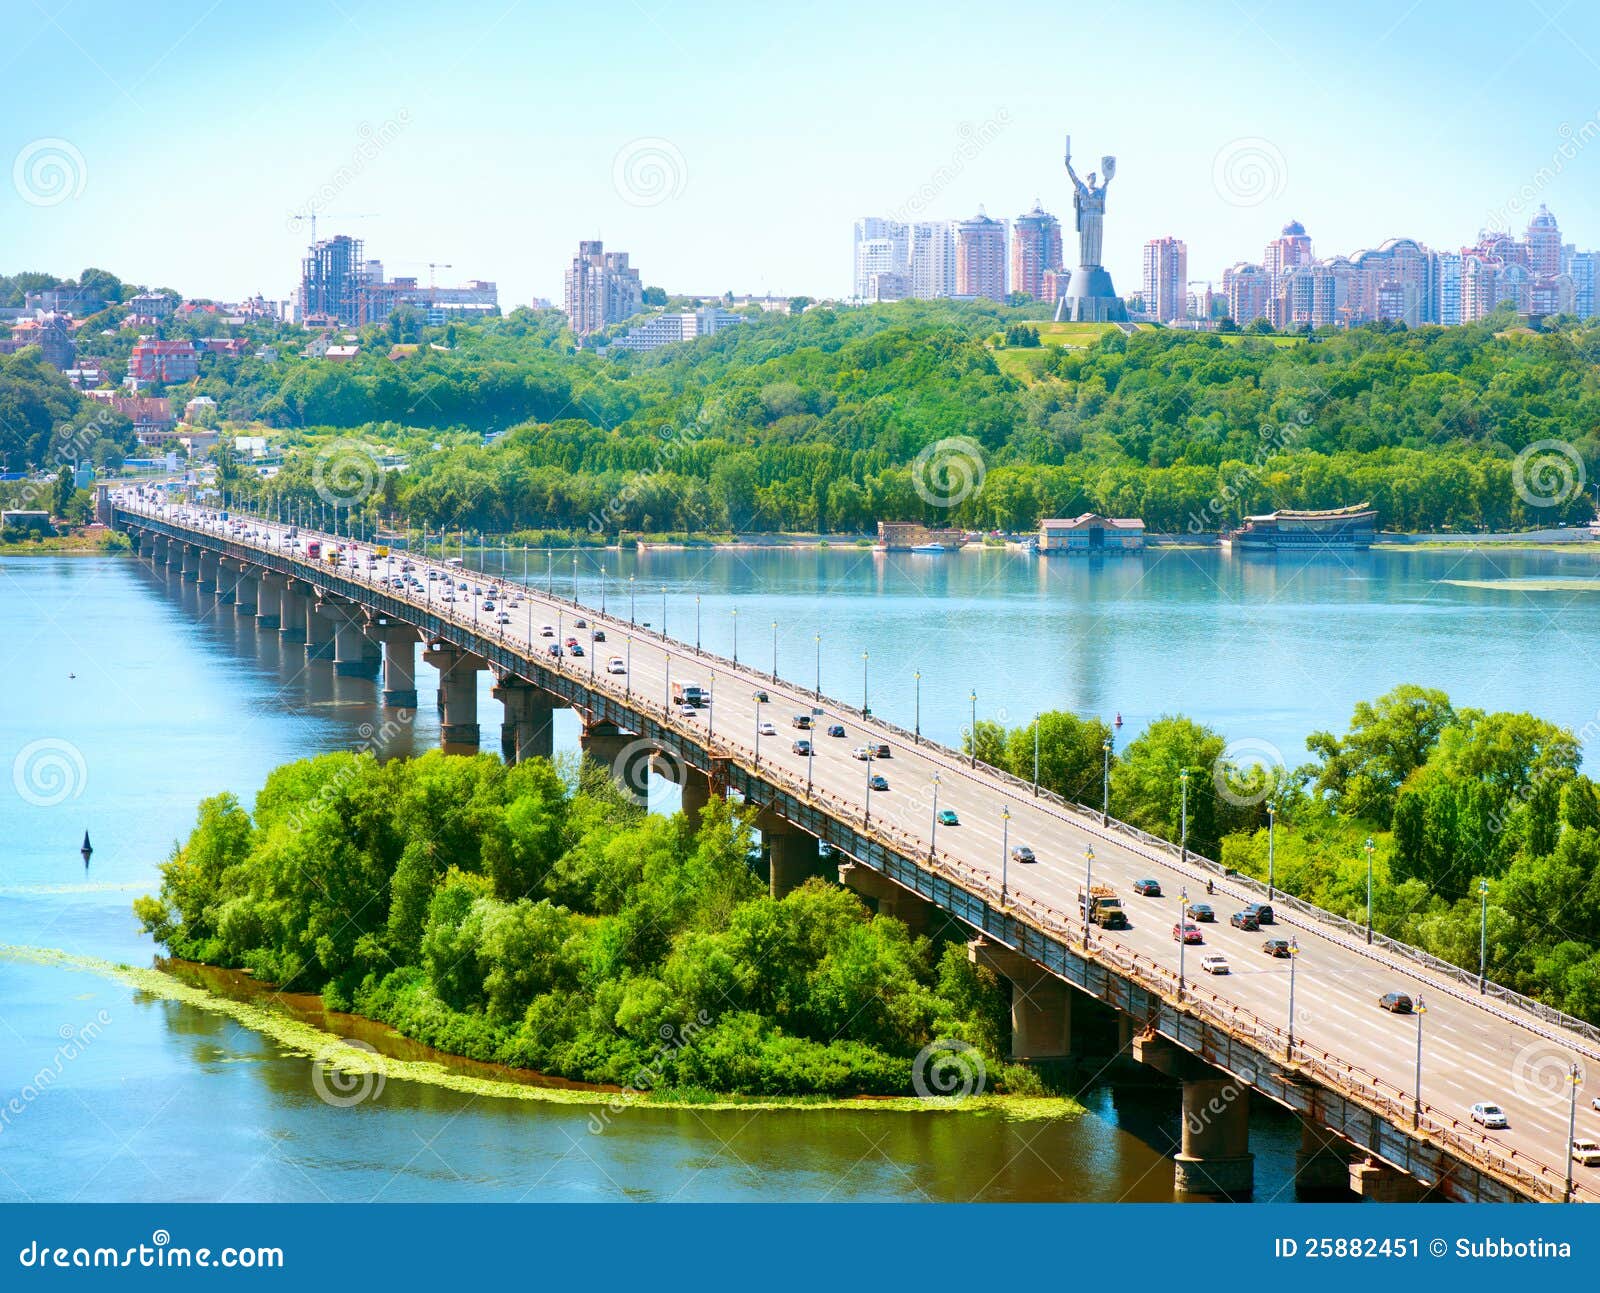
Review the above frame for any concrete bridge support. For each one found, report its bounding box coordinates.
[279,583,308,643]
[180,544,200,582]
[1131,1034,1253,1199]
[233,570,259,615]
[1350,1158,1427,1202]
[196,550,219,593]
[215,558,239,605]
[320,603,378,677]
[679,767,713,831]
[378,625,420,709]
[757,811,816,899]
[837,860,937,934]
[493,677,555,763]
[580,720,635,785]
[304,596,334,659]
[255,573,284,630]
[1294,1118,1354,1199]
[967,938,1073,1062]
[423,644,484,754]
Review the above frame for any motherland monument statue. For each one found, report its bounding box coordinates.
[1055,134,1129,324]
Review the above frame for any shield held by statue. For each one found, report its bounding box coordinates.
[1101,156,1116,183]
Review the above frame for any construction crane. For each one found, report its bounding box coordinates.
[289,211,379,246]
[427,262,453,302]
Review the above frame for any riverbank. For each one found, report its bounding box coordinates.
[3,944,1081,1121]
[0,529,129,555]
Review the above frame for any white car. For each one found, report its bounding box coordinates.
[1470,1102,1509,1129]
[852,746,873,761]
[1573,1138,1600,1166]
[540,625,555,637]
[758,721,777,736]
[678,704,699,718]
[1200,953,1230,975]
[496,612,511,624]
[607,657,627,675]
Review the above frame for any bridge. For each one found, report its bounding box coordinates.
[106,487,1600,1203]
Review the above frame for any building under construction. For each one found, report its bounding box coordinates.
[299,235,366,325]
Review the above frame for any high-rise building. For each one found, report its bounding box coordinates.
[955,209,1007,302]
[1142,237,1188,322]
[910,221,958,299]
[1349,238,1434,327]
[1570,251,1598,319]
[1436,253,1464,326]
[1460,255,1499,322]
[1223,263,1270,327]
[1526,205,1562,278]
[563,240,643,337]
[852,218,910,301]
[299,234,365,325]
[1010,203,1063,301]
[1264,221,1314,327]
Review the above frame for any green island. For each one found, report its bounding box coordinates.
[133,752,1063,1109]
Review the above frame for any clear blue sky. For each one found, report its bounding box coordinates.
[4,0,1600,305]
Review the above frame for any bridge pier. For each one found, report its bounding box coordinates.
[180,544,200,582]
[255,573,284,630]
[321,603,377,677]
[233,569,258,615]
[423,643,484,753]
[196,549,218,592]
[967,938,1073,1062]
[580,720,635,785]
[1295,1118,1354,1199]
[304,596,334,659]
[493,677,555,763]
[378,625,420,709]
[679,767,712,830]
[1132,1035,1254,1200]
[837,860,936,934]
[756,811,816,898]
[215,557,238,605]
[1350,1158,1427,1202]
[279,582,308,643]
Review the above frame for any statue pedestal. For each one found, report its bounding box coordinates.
[1055,266,1128,323]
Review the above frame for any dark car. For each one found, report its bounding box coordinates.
[1262,938,1293,958]
[1185,902,1215,923]
[868,774,889,791]
[1133,878,1162,897]
[1379,992,1414,1014]
[827,724,846,738]
[792,739,813,756]
[874,742,891,759]
[592,629,606,642]
[1243,902,1275,925]
[1230,910,1260,931]
[752,690,770,703]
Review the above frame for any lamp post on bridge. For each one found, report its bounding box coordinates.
[929,773,941,858]
[1032,716,1040,797]
[1567,1062,1582,1201]
[662,586,667,636]
[861,651,869,715]
[695,595,701,652]
[1179,768,1190,865]
[1001,807,1011,907]
[731,608,738,664]
[864,752,874,829]
[1083,845,1095,948]
[806,720,815,795]
[625,636,632,700]
[913,671,921,744]
[754,697,764,766]
[1478,877,1489,992]
[771,620,778,680]
[968,691,977,768]
[1101,735,1113,824]
[814,633,821,698]
[1178,887,1189,1000]
[1412,996,1427,1128]
[1266,801,1277,900]
[1365,836,1375,945]
[1285,937,1300,1057]
[629,574,636,626]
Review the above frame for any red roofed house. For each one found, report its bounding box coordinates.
[129,337,200,384]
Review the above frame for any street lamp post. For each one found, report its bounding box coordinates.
[1032,718,1041,797]
[864,755,874,828]
[1102,736,1112,825]
[806,725,815,795]
[1365,836,1375,945]
[1178,887,1190,999]
[861,651,869,714]
[1567,1062,1582,1201]
[695,595,701,652]
[661,587,667,637]
[1286,937,1300,1056]
[1179,769,1191,865]
[1478,877,1489,992]
[664,655,671,714]
[1267,801,1277,900]
[1083,846,1095,947]
[814,634,821,698]
[969,691,977,768]
[929,774,941,858]
[629,575,636,626]
[754,698,764,766]
[913,671,921,743]
[771,620,778,680]
[1412,996,1427,1127]
[1001,808,1011,907]
[625,637,632,699]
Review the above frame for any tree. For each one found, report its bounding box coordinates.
[1110,716,1230,859]
[53,466,74,517]
[1307,685,1455,823]
[1002,711,1111,804]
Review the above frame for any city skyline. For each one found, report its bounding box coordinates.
[4,1,1600,306]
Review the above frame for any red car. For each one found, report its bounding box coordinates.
[1172,922,1204,944]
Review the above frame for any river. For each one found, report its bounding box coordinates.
[3,541,1592,1201]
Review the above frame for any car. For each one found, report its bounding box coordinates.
[874,743,891,759]
[852,745,874,760]
[792,739,813,755]
[1173,922,1204,944]
[565,637,579,647]
[752,690,769,703]
[937,809,960,826]
[574,618,587,628]
[1262,938,1293,958]
[592,629,606,642]
[1242,902,1275,925]
[1592,1096,1600,1113]
[1470,1102,1509,1129]
[483,601,496,611]
[1200,952,1231,975]
[540,625,555,637]
[546,644,564,658]
[427,570,440,580]
[607,657,627,674]
[1132,878,1162,897]
[569,644,584,657]
[457,581,468,591]
[791,714,812,729]
[1185,902,1215,922]
[1573,1138,1600,1166]
[1010,844,1036,864]
[495,612,511,624]
[678,704,699,718]
[868,774,889,791]
[1378,992,1414,1014]
[758,721,777,736]
[826,724,846,738]
[1230,910,1260,931]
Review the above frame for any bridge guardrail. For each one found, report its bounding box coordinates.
[117,500,1600,1199]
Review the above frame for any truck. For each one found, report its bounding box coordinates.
[1078,885,1129,930]
[305,540,322,559]
[671,681,709,708]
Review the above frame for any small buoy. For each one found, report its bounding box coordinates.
[69,673,76,679]
[81,830,92,865]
